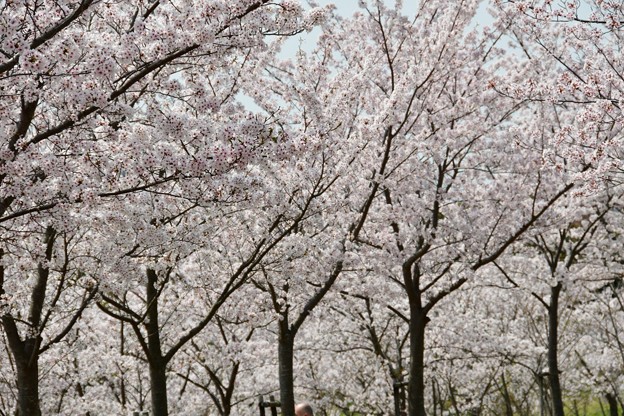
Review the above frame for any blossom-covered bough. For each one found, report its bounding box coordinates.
[491,0,624,188]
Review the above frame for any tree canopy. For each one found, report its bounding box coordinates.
[1,1,624,415]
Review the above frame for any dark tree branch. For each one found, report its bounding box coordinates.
[38,285,98,354]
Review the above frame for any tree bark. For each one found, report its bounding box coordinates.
[3,317,43,416]
[407,309,427,416]
[500,373,513,416]
[148,358,168,416]
[221,362,239,416]
[14,338,41,416]
[548,283,564,416]
[146,268,169,416]
[605,393,619,416]
[431,379,437,416]
[1,228,55,415]
[278,314,296,416]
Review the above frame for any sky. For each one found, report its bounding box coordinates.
[280,0,495,58]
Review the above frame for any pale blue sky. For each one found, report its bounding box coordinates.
[280,0,495,58]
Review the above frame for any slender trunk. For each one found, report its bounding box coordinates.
[278,313,295,416]
[606,393,619,416]
[407,309,427,416]
[146,269,168,416]
[539,374,545,416]
[14,338,41,416]
[222,363,239,416]
[501,373,513,416]
[149,358,168,416]
[120,321,127,408]
[548,283,564,416]
[2,228,55,416]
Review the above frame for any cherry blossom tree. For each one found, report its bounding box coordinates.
[312,289,409,415]
[0,0,328,414]
[0,0,317,225]
[492,0,624,185]
[492,191,617,416]
[171,311,258,416]
[574,284,624,416]
[273,2,577,415]
[243,153,352,416]
[85,118,349,415]
[0,218,99,415]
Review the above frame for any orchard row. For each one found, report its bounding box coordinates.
[0,1,623,415]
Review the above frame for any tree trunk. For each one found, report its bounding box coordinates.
[606,393,619,416]
[146,269,168,416]
[407,309,427,416]
[278,313,296,416]
[500,373,513,416]
[222,363,239,416]
[149,358,168,416]
[431,379,437,416]
[1,228,55,416]
[14,339,41,416]
[548,283,564,416]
